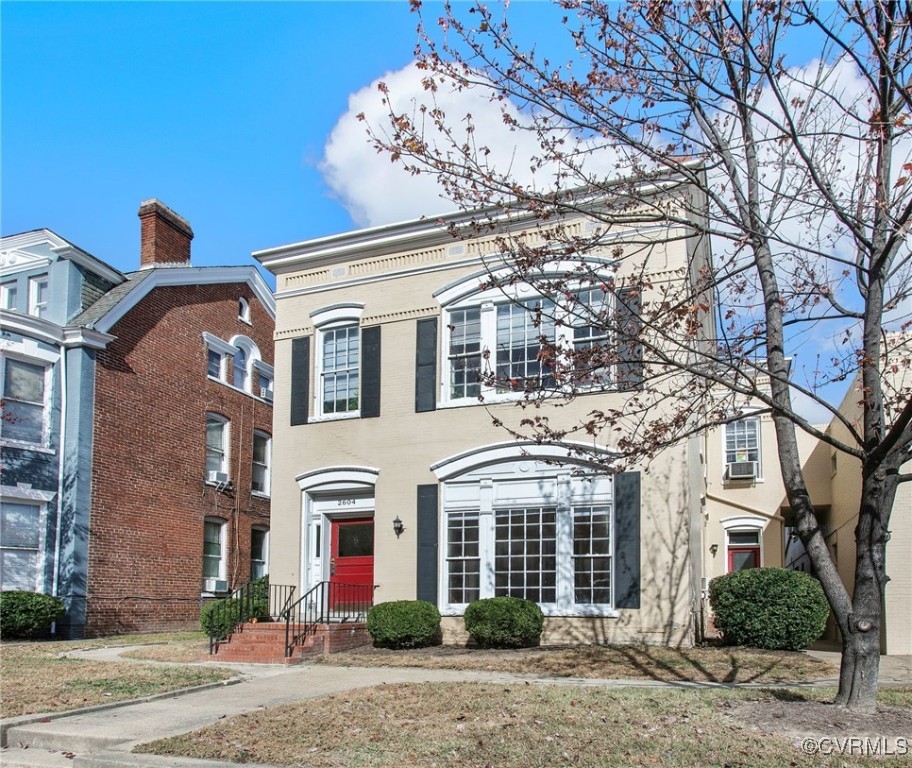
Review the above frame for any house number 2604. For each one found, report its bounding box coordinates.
[337,499,356,506]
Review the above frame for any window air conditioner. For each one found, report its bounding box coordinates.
[727,461,757,480]
[259,387,273,401]
[203,578,228,593]
[207,470,230,485]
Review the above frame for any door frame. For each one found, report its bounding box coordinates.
[305,492,374,592]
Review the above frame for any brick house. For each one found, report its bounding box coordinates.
[1,200,275,637]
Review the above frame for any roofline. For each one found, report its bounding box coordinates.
[1,229,125,285]
[254,169,701,274]
[91,265,275,333]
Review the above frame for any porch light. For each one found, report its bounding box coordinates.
[709,544,719,557]
[393,516,405,539]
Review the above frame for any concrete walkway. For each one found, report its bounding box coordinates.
[2,648,909,768]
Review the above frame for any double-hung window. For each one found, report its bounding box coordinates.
[28,275,48,319]
[321,325,360,415]
[251,431,270,495]
[2,358,48,445]
[725,417,761,479]
[447,308,482,399]
[205,414,229,482]
[0,501,43,591]
[250,527,268,579]
[203,519,226,582]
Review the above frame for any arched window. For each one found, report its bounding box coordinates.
[233,346,248,390]
[238,297,251,324]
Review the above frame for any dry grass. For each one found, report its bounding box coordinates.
[315,643,835,684]
[138,683,912,768]
[0,632,231,718]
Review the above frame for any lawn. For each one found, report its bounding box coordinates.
[314,643,836,684]
[0,632,232,718]
[137,683,912,768]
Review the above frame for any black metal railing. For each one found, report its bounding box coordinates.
[206,581,296,654]
[281,580,375,658]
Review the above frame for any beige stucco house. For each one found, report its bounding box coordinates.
[254,193,909,652]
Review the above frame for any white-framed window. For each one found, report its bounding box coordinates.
[250,527,268,579]
[251,430,271,496]
[0,500,45,591]
[202,518,227,580]
[28,274,48,319]
[238,297,251,324]
[310,304,365,420]
[1,281,18,311]
[1,357,49,445]
[207,348,224,380]
[256,372,273,401]
[233,345,249,390]
[440,457,615,615]
[722,516,764,573]
[205,414,230,481]
[724,416,762,479]
[438,276,637,405]
[320,324,360,414]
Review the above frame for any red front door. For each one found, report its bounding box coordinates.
[330,518,374,608]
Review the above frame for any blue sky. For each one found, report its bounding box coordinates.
[2,2,436,281]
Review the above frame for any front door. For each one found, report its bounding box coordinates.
[329,518,374,608]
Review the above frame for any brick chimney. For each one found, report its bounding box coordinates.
[138,199,193,269]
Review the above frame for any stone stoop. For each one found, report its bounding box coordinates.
[207,621,371,664]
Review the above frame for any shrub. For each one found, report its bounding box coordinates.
[0,591,66,638]
[464,596,544,648]
[709,567,829,651]
[200,576,271,639]
[366,600,441,649]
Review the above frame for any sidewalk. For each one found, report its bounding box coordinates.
[2,648,909,768]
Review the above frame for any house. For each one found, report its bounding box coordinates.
[254,193,709,647]
[1,200,275,637]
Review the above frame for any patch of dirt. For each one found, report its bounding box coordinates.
[728,698,912,742]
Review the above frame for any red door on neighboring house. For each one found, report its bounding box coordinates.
[329,518,374,609]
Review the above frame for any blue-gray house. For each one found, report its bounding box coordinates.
[1,230,122,635]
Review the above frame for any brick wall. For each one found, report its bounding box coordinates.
[86,282,274,635]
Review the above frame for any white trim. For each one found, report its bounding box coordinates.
[296,466,380,493]
[0,496,49,592]
[202,332,235,356]
[28,273,49,319]
[0,310,113,349]
[1,230,123,283]
[720,515,766,531]
[722,414,763,481]
[314,321,361,418]
[310,303,365,328]
[203,517,228,582]
[431,441,617,481]
[238,296,251,325]
[0,483,57,502]
[252,430,271,497]
[93,266,275,333]
[205,413,231,480]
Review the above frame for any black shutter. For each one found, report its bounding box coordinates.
[614,471,641,609]
[415,317,438,413]
[361,325,381,418]
[616,287,643,390]
[290,337,310,426]
[416,484,439,604]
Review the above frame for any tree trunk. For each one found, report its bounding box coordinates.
[833,469,895,712]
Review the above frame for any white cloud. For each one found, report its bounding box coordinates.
[321,61,621,228]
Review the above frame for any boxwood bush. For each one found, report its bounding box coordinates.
[464,596,544,648]
[200,576,271,639]
[366,600,441,649]
[709,567,829,651]
[1,590,66,638]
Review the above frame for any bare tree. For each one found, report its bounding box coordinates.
[364,0,912,711]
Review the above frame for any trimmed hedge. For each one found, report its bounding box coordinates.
[200,576,271,639]
[1,590,66,638]
[366,600,441,649]
[464,596,544,648]
[709,567,829,651]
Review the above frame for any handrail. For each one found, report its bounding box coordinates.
[281,581,375,658]
[206,580,296,654]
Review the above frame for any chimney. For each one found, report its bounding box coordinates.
[138,199,193,269]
